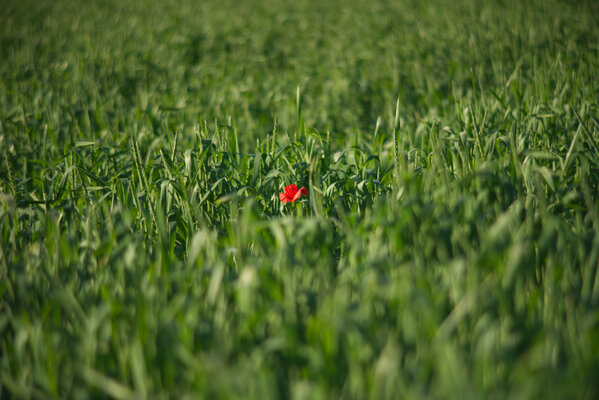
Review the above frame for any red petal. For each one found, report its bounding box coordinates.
[290,187,308,202]
[279,192,290,203]
[284,184,298,197]
[291,191,302,202]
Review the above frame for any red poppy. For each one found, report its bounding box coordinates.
[279,184,308,203]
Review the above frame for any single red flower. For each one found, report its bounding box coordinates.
[279,184,308,203]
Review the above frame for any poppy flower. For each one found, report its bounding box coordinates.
[279,184,308,203]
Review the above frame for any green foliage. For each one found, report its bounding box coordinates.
[1,0,599,398]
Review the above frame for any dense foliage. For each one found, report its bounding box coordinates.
[1,0,599,398]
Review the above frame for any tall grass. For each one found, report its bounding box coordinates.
[1,0,599,398]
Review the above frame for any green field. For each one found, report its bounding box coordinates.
[1,0,599,398]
